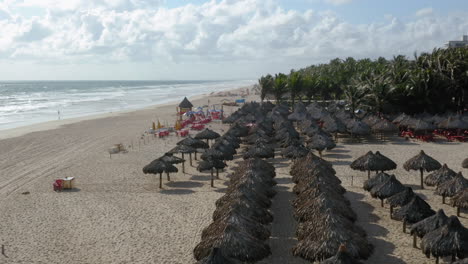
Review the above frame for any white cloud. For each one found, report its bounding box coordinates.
[0,0,467,79]
[416,7,433,17]
[324,0,353,6]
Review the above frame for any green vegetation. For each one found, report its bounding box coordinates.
[258,47,468,114]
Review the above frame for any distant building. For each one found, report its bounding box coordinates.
[447,35,468,48]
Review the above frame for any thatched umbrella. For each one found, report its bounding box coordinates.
[410,209,448,248]
[363,172,391,191]
[197,248,237,264]
[424,164,457,187]
[392,196,435,233]
[371,119,398,139]
[452,189,468,216]
[370,175,406,207]
[421,216,468,263]
[392,113,408,124]
[322,115,347,140]
[282,145,309,159]
[463,158,468,169]
[443,116,468,130]
[169,144,195,173]
[386,187,415,217]
[195,128,221,145]
[177,136,209,161]
[347,120,371,136]
[351,151,397,179]
[243,144,275,159]
[193,224,271,262]
[296,211,365,240]
[198,158,226,187]
[158,153,185,165]
[320,245,363,264]
[293,195,357,222]
[142,160,178,188]
[307,133,336,157]
[403,150,442,189]
[409,119,436,132]
[435,172,468,204]
[201,213,270,242]
[201,148,227,161]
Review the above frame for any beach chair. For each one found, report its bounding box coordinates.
[53,179,64,192]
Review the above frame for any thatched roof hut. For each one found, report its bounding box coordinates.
[212,199,273,225]
[201,148,226,161]
[421,216,468,261]
[179,97,193,109]
[435,172,468,203]
[463,158,468,169]
[347,120,371,136]
[177,136,210,149]
[243,144,275,159]
[370,175,406,207]
[197,248,237,264]
[424,164,457,187]
[363,172,391,191]
[409,119,435,131]
[307,133,336,157]
[320,245,364,264]
[392,196,435,232]
[293,195,357,222]
[282,145,309,159]
[158,153,185,164]
[403,150,442,189]
[452,189,468,216]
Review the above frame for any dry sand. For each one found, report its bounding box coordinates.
[0,89,467,264]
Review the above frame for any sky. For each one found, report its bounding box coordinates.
[0,0,467,80]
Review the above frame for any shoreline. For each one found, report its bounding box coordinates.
[0,85,253,140]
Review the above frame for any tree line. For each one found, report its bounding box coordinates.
[258,47,468,114]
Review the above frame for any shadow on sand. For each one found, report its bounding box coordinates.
[160,189,195,195]
[165,181,204,188]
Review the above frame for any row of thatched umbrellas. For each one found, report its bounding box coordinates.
[351,150,468,216]
[289,152,372,263]
[363,171,468,263]
[193,158,276,263]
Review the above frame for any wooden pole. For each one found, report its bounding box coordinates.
[166,172,170,181]
[210,168,214,187]
[182,153,186,173]
[442,195,445,204]
[420,168,424,189]
[413,234,417,248]
[216,169,219,179]
[390,206,393,218]
[368,170,370,179]
[159,173,162,189]
[403,220,406,233]
[189,153,193,166]
[381,199,384,207]
[194,152,197,160]
[457,206,460,217]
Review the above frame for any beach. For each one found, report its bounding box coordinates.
[0,87,467,264]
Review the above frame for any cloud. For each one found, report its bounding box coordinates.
[324,0,353,6]
[0,0,467,77]
[416,7,433,17]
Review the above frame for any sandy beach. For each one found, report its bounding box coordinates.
[0,87,467,264]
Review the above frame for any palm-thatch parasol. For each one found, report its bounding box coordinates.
[386,187,415,217]
[442,116,468,130]
[370,175,406,207]
[193,224,271,262]
[403,150,442,189]
[371,119,398,139]
[452,189,468,216]
[421,216,468,263]
[198,158,226,187]
[363,172,391,191]
[201,148,227,161]
[201,213,271,242]
[424,164,457,187]
[463,158,468,169]
[243,144,275,159]
[158,153,185,165]
[392,196,435,233]
[282,145,309,159]
[362,114,381,127]
[197,248,237,264]
[177,136,209,160]
[195,128,221,145]
[169,144,195,173]
[320,245,364,264]
[347,120,371,136]
[307,133,336,157]
[351,151,397,179]
[435,172,468,204]
[322,115,347,139]
[392,113,408,124]
[142,160,178,188]
[410,209,448,248]
[293,195,357,222]
[409,119,436,132]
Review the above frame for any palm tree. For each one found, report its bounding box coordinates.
[288,70,303,107]
[272,73,288,103]
[258,74,274,102]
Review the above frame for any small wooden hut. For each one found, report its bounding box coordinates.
[178,97,194,120]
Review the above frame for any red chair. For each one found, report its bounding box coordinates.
[53,179,64,192]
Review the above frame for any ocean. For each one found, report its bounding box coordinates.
[0,80,254,130]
